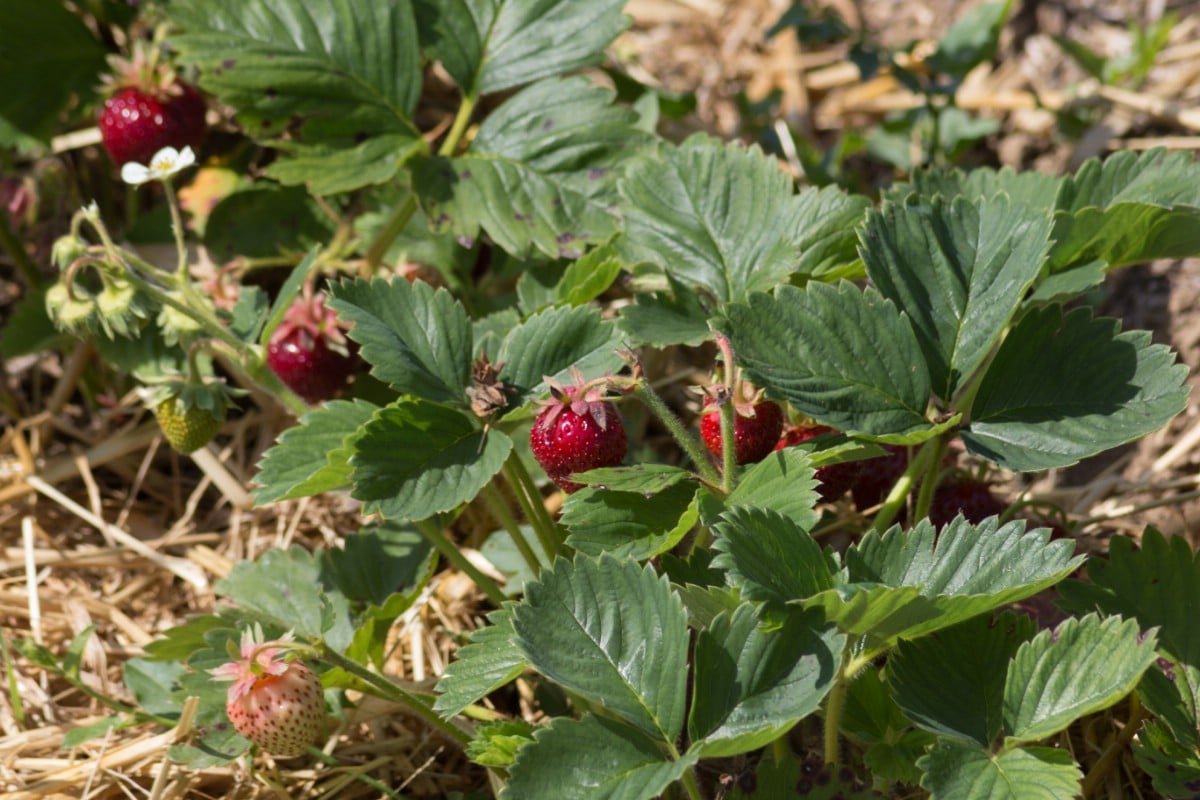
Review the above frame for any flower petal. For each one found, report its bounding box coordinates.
[120,162,152,186]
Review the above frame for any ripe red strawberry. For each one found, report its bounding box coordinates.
[210,630,324,758]
[700,400,784,466]
[530,376,627,493]
[775,423,861,502]
[929,477,1006,528]
[97,45,206,167]
[267,288,357,404]
[99,84,205,167]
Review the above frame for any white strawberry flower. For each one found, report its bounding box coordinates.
[120,145,196,186]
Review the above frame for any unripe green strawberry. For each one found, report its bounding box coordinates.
[210,629,324,758]
[144,379,241,454]
[154,396,221,453]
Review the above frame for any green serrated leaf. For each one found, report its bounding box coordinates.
[918,741,1081,800]
[62,716,124,749]
[415,0,629,96]
[141,616,232,662]
[617,271,713,347]
[1004,614,1157,744]
[215,547,353,650]
[924,0,1012,80]
[558,245,624,306]
[562,481,698,561]
[716,282,933,437]
[321,521,433,607]
[886,165,1061,214]
[618,135,814,304]
[512,554,689,743]
[434,607,527,719]
[688,605,842,757]
[253,399,378,505]
[1133,720,1200,798]
[810,518,1080,651]
[0,0,106,141]
[495,305,624,411]
[889,614,1035,746]
[861,195,1053,398]
[712,506,836,611]
[204,186,335,261]
[351,399,512,521]
[503,713,698,800]
[1051,148,1200,271]
[726,448,820,530]
[328,277,473,404]
[1059,530,1200,749]
[962,305,1189,471]
[467,719,536,768]
[169,0,423,193]
[124,659,186,718]
[568,464,693,494]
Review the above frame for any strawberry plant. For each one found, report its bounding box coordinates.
[7,1,1200,798]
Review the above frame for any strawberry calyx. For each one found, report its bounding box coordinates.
[535,367,626,433]
[270,284,352,359]
[99,41,191,102]
[210,628,300,702]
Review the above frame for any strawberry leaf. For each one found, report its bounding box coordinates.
[716,282,933,438]
[918,742,1081,800]
[502,713,698,800]
[561,482,699,561]
[861,195,1053,399]
[168,0,423,193]
[889,614,1035,747]
[434,607,527,719]
[414,0,629,97]
[413,78,649,259]
[618,134,866,304]
[328,277,473,405]
[687,605,842,758]
[961,305,1189,471]
[350,399,512,521]
[512,554,689,744]
[494,305,625,413]
[1058,530,1200,750]
[618,272,713,347]
[726,448,821,531]
[1004,614,1157,745]
[1051,148,1200,272]
[806,518,1080,654]
[253,399,378,505]
[0,0,106,142]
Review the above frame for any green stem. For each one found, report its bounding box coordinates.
[439,93,479,157]
[911,435,948,522]
[0,209,41,289]
[163,181,188,280]
[316,643,472,747]
[481,482,543,576]
[415,517,507,606]
[1080,694,1147,798]
[364,194,418,274]
[823,657,852,766]
[679,769,704,800]
[632,382,721,487]
[871,442,935,533]
[504,456,564,559]
[718,399,737,495]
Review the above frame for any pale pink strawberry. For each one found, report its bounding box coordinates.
[209,629,324,757]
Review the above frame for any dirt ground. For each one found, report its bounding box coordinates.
[3,0,1200,797]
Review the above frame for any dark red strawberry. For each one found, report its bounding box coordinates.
[929,477,1006,528]
[266,288,357,404]
[99,84,205,167]
[775,423,861,502]
[530,375,627,493]
[850,445,910,512]
[701,400,784,466]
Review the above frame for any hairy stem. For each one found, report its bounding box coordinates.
[316,643,472,747]
[481,482,543,576]
[631,382,721,487]
[415,518,507,606]
[871,441,935,533]
[439,93,479,157]
[503,457,563,560]
[364,194,418,274]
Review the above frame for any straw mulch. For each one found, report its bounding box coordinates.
[3,0,1200,796]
